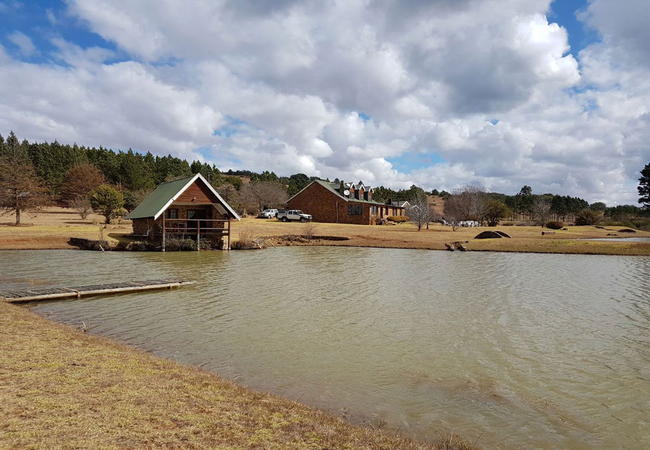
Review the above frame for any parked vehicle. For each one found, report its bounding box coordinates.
[276,209,312,222]
[259,209,278,219]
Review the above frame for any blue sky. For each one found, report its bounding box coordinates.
[548,0,599,57]
[0,1,116,62]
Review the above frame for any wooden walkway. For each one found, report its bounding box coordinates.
[1,279,195,303]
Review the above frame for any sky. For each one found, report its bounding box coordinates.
[0,0,648,205]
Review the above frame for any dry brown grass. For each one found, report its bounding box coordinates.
[2,207,649,256]
[0,302,476,450]
[0,207,131,250]
[239,219,650,256]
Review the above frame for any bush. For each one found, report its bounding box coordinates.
[90,185,125,224]
[71,196,93,220]
[387,215,409,223]
[303,222,318,240]
[575,209,600,226]
[165,237,197,251]
[232,230,264,249]
[546,221,564,230]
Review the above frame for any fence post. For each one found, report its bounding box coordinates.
[162,214,166,252]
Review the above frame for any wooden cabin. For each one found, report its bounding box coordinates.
[125,173,240,250]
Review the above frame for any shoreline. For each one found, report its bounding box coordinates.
[1,208,649,256]
[2,239,650,257]
[1,233,649,256]
[0,300,471,450]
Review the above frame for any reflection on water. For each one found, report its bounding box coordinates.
[2,248,650,449]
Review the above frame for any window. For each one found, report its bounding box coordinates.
[348,204,363,215]
[371,206,378,215]
[165,209,178,219]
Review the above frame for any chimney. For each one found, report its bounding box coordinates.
[368,189,372,201]
[340,180,345,195]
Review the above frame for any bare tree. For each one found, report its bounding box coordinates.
[240,181,288,214]
[407,192,437,231]
[214,183,238,205]
[303,222,319,240]
[0,132,48,224]
[532,197,552,227]
[443,184,488,229]
[71,196,93,220]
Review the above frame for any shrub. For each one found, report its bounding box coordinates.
[303,222,318,240]
[165,237,197,251]
[232,230,264,249]
[575,209,600,226]
[387,215,409,223]
[71,196,93,220]
[546,221,564,230]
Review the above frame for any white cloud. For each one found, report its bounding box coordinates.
[0,0,647,204]
[7,31,37,57]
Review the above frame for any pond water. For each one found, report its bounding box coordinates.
[2,248,650,449]
[583,237,650,242]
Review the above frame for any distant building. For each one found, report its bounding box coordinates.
[125,173,240,250]
[286,180,406,225]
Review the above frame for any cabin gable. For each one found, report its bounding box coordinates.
[173,178,219,204]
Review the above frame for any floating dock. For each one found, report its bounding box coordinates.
[0,279,195,303]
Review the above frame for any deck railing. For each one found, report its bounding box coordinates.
[161,218,232,251]
[162,218,230,235]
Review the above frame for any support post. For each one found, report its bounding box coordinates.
[162,214,166,252]
[197,220,200,251]
[227,217,231,250]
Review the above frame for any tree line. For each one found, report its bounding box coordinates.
[0,131,325,223]
[0,130,648,228]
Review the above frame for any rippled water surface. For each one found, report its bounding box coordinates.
[3,248,650,449]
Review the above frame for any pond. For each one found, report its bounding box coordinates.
[583,237,650,242]
[2,248,650,449]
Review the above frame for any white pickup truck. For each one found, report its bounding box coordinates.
[277,209,312,222]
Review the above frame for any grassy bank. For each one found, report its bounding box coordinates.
[1,207,649,256]
[236,219,650,256]
[0,302,473,450]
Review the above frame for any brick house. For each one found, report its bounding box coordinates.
[125,173,240,250]
[286,180,406,225]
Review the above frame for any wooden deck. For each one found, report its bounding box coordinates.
[1,279,195,303]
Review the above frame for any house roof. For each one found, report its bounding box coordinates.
[125,173,241,221]
[288,179,401,206]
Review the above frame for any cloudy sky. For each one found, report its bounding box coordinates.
[0,0,648,204]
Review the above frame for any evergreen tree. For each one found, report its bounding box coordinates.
[639,162,650,208]
[0,132,47,224]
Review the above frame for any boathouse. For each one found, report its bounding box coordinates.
[286,180,406,225]
[125,173,240,250]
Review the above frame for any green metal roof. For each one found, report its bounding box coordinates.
[125,174,241,221]
[312,180,388,206]
[125,176,195,220]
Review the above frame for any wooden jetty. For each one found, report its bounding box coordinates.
[1,279,195,303]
